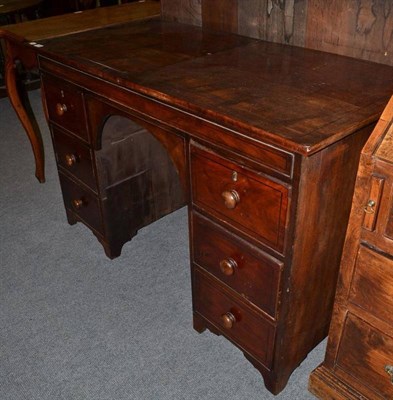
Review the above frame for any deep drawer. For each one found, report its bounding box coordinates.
[349,244,393,326]
[59,172,103,235]
[336,313,393,399]
[193,267,275,367]
[190,145,289,253]
[52,128,96,190]
[42,74,88,141]
[192,212,282,319]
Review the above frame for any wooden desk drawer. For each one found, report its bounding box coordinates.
[349,244,393,326]
[336,314,393,399]
[190,145,289,253]
[193,267,275,367]
[192,212,282,319]
[42,74,88,141]
[52,128,96,191]
[59,173,103,235]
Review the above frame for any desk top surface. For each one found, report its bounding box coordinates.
[35,18,393,154]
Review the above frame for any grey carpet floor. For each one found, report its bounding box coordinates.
[0,90,324,399]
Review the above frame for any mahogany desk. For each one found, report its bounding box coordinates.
[4,15,393,396]
[0,1,160,182]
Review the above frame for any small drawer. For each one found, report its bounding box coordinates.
[52,128,96,190]
[349,244,393,326]
[59,172,103,235]
[336,314,393,399]
[190,145,289,253]
[193,267,275,367]
[192,212,282,318]
[42,74,88,141]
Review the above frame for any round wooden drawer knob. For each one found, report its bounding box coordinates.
[56,103,68,116]
[72,199,84,210]
[219,258,237,276]
[221,190,240,209]
[65,153,77,167]
[221,312,236,329]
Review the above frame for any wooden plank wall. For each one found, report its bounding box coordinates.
[160,0,393,66]
[160,0,201,26]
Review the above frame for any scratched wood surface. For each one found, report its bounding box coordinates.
[237,0,308,46]
[306,0,393,66]
[160,0,393,66]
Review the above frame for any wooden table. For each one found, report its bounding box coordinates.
[23,17,393,395]
[0,1,160,182]
[0,0,42,23]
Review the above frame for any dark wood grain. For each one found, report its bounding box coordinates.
[42,74,89,142]
[238,0,308,46]
[192,212,283,318]
[201,0,238,33]
[161,0,393,66]
[59,172,104,235]
[161,0,201,26]
[52,128,96,189]
[191,145,289,253]
[36,20,393,154]
[306,0,393,66]
[193,266,276,367]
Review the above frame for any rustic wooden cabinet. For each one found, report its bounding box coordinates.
[35,19,393,395]
[309,97,393,399]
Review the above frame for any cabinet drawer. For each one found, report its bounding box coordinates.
[349,245,393,326]
[192,212,282,318]
[193,267,275,367]
[336,314,393,399]
[190,145,289,253]
[52,128,96,190]
[42,74,88,141]
[59,173,103,235]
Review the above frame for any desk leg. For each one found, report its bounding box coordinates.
[4,49,45,183]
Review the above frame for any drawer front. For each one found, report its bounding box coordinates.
[59,173,103,235]
[193,267,275,367]
[349,245,393,326]
[42,74,88,141]
[192,212,282,318]
[336,314,393,399]
[52,128,96,190]
[190,145,289,253]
